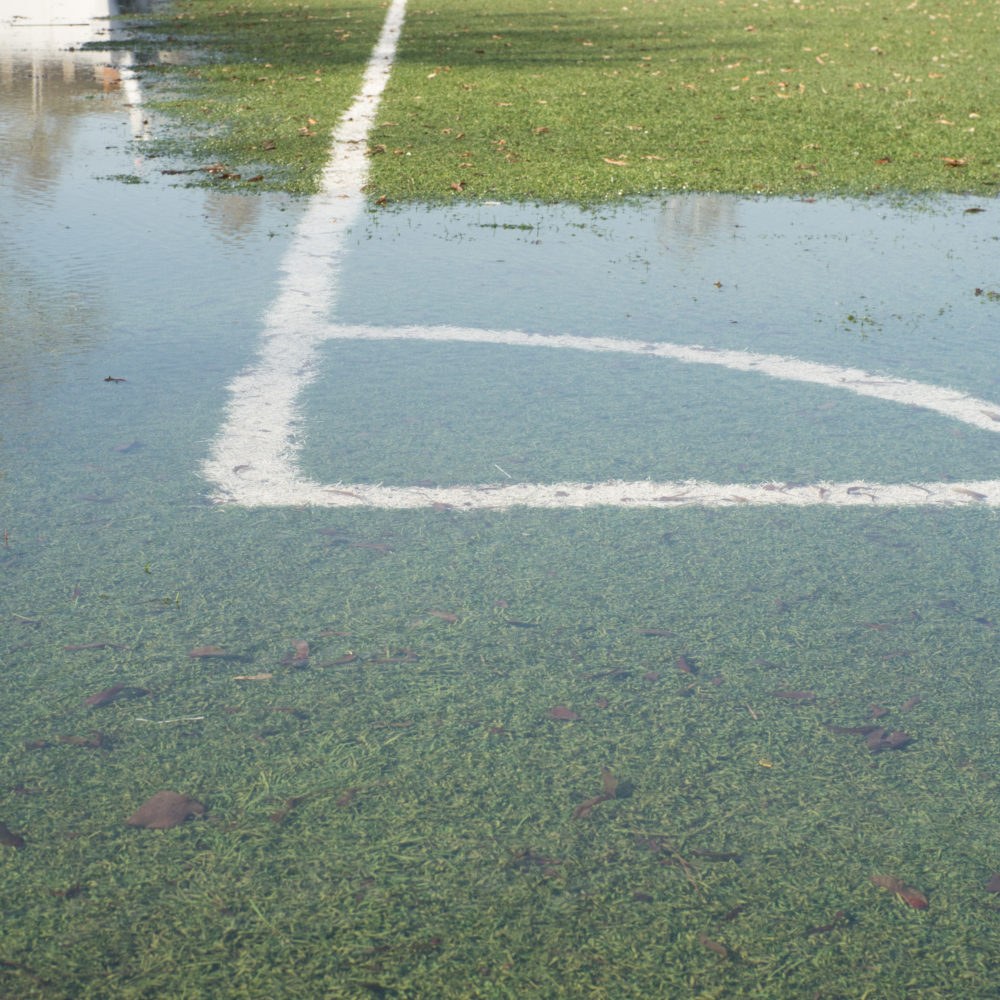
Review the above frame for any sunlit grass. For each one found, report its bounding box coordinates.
[125,0,1000,201]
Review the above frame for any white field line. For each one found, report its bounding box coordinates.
[202,0,1000,510]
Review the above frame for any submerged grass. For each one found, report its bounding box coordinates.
[5,476,1000,997]
[120,0,1000,201]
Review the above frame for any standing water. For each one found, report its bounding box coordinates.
[3,2,1000,997]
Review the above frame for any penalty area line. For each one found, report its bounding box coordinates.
[201,0,1000,511]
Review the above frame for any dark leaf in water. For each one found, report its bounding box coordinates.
[292,640,309,661]
[548,705,580,721]
[505,619,540,628]
[572,795,606,821]
[602,768,619,798]
[676,655,694,674]
[83,684,126,707]
[865,728,887,752]
[428,610,458,623]
[637,628,675,637]
[697,933,728,960]
[986,872,1000,893]
[189,646,229,658]
[772,689,815,702]
[0,822,25,848]
[335,788,358,808]
[632,891,654,903]
[870,874,928,908]
[59,731,106,749]
[126,791,205,829]
[805,910,846,936]
[50,885,83,899]
[880,730,913,751]
[900,695,921,713]
[868,704,888,719]
[113,440,143,453]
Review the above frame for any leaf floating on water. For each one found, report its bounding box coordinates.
[675,656,694,674]
[189,646,229,658]
[126,791,205,830]
[548,705,580,721]
[870,874,928,909]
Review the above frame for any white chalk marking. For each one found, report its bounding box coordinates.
[202,0,1000,510]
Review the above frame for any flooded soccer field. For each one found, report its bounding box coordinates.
[3,2,1000,998]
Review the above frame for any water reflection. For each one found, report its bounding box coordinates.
[655,193,741,254]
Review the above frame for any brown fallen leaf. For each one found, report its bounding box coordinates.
[548,705,580,721]
[772,689,815,702]
[572,768,618,820]
[986,872,1000,893]
[126,791,205,830]
[428,610,458,623]
[697,933,728,960]
[870,874,928,908]
[189,646,228,658]
[59,731,106,749]
[83,684,127,707]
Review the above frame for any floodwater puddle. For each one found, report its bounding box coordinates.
[4,5,1000,997]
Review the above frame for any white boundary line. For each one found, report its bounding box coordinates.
[202,0,1000,510]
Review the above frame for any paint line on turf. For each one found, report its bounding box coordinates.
[203,0,409,496]
[206,319,1000,509]
[202,0,1000,510]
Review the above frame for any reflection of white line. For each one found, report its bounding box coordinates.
[202,0,1000,510]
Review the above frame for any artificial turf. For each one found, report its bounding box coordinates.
[121,0,1000,201]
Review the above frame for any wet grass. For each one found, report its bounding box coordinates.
[5,479,1000,997]
[113,0,391,194]
[118,0,1000,201]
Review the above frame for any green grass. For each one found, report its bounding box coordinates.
[121,0,1000,201]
